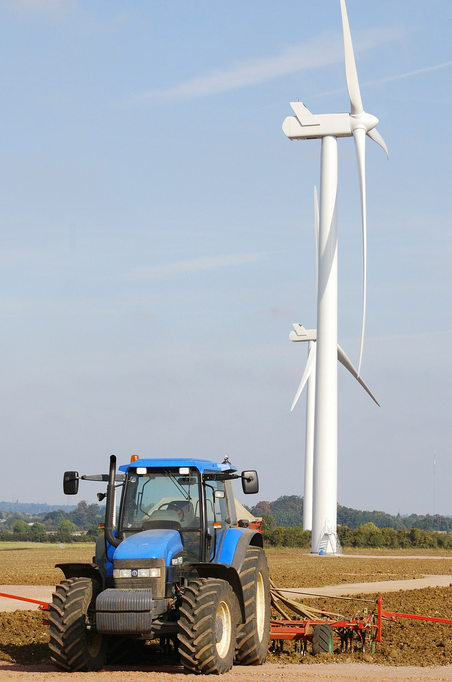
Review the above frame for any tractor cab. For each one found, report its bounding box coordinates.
[117,458,242,563]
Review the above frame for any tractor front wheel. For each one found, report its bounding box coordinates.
[178,578,236,674]
[48,577,106,672]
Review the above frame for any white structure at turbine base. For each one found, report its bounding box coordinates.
[282,0,387,553]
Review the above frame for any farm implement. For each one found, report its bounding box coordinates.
[269,584,452,656]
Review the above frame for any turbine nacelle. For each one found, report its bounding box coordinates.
[289,323,317,343]
[282,105,380,141]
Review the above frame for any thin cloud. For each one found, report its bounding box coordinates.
[125,252,265,280]
[311,60,452,99]
[138,26,404,101]
[365,60,452,87]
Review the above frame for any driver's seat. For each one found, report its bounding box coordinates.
[142,509,182,532]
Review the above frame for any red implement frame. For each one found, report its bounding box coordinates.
[270,595,452,650]
[375,595,452,641]
[0,591,49,611]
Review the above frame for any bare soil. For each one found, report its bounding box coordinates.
[2,545,452,680]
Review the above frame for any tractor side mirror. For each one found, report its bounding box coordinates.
[241,470,259,495]
[63,471,79,495]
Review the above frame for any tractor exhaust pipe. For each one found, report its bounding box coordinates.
[105,455,120,548]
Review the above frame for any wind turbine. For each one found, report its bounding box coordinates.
[282,0,387,553]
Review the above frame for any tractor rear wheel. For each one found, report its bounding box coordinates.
[312,623,333,654]
[48,577,106,672]
[178,578,236,674]
[236,546,271,665]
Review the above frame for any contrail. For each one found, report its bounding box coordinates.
[364,60,452,87]
[315,61,452,98]
[137,26,403,100]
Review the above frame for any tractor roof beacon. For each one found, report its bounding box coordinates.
[49,455,271,674]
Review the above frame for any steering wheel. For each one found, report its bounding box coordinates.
[157,501,186,521]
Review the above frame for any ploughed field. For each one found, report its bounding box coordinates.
[1,544,452,668]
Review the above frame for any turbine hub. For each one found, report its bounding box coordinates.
[350,112,379,133]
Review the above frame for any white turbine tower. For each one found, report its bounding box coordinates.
[290,189,379,534]
[282,0,387,553]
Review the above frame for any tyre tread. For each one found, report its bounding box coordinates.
[48,577,105,672]
[235,547,271,666]
[178,578,236,674]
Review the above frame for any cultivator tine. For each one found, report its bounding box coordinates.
[270,579,345,620]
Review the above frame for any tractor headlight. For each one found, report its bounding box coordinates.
[140,568,161,578]
[113,567,161,579]
[113,569,132,578]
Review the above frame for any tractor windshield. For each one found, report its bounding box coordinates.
[120,468,202,559]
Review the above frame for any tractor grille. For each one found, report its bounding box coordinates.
[96,588,154,634]
[113,558,166,598]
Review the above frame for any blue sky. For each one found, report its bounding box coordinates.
[0,0,450,515]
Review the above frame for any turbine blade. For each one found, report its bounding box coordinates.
[291,343,317,412]
[314,186,319,297]
[340,0,363,115]
[353,126,367,377]
[337,344,380,406]
[367,127,389,159]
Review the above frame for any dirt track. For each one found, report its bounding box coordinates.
[2,661,452,682]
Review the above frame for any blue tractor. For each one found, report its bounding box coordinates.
[49,455,270,674]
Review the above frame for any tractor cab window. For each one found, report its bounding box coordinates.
[121,468,201,559]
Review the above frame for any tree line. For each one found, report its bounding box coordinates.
[250,496,452,532]
[262,523,452,550]
[0,501,103,543]
[249,496,452,549]
[1,496,451,549]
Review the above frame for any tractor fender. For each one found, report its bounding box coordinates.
[55,562,105,588]
[218,528,263,573]
[189,563,246,624]
[188,529,262,623]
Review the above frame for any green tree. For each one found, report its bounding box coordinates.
[69,501,103,529]
[58,520,76,534]
[381,527,398,548]
[12,519,29,534]
[43,510,68,531]
[264,526,286,547]
[262,514,276,530]
[30,522,47,541]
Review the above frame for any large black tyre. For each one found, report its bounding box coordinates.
[48,577,106,672]
[235,547,271,665]
[178,578,237,674]
[312,623,333,655]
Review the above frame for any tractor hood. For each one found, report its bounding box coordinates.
[113,529,183,566]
